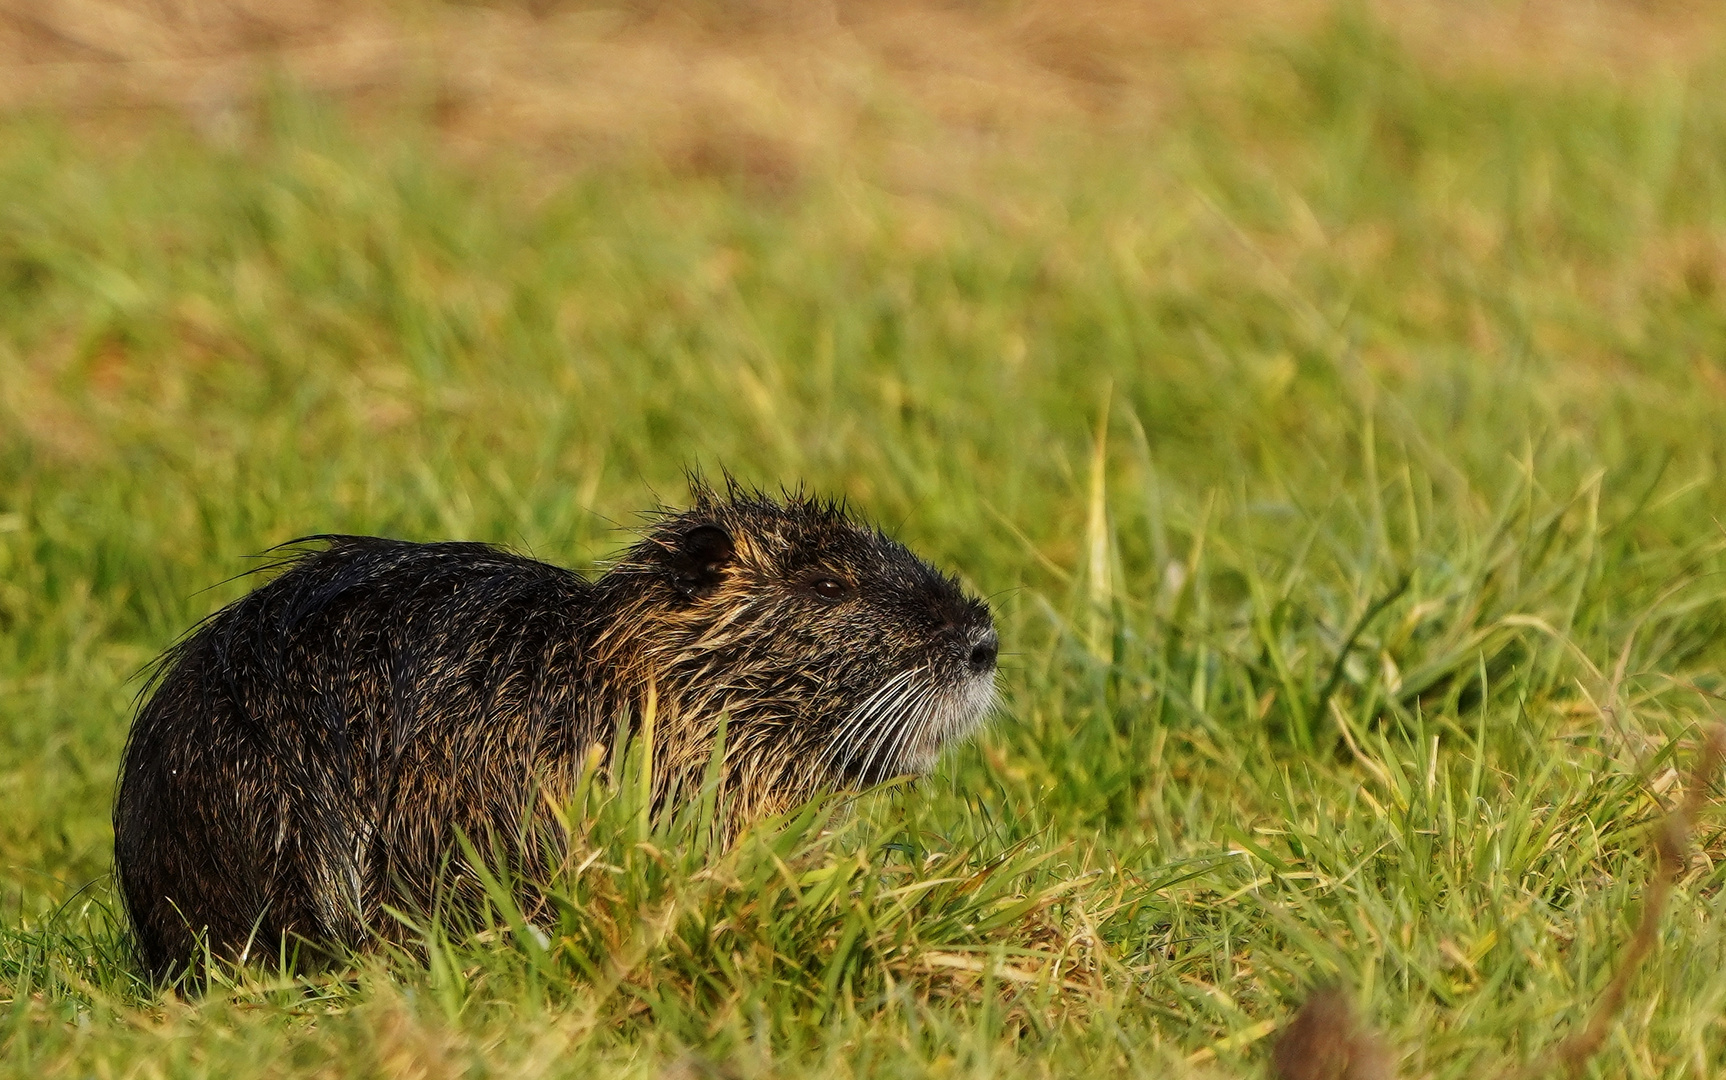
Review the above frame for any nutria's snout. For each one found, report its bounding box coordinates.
[855,586,997,780]
[966,625,999,675]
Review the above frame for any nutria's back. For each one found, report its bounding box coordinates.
[114,484,998,977]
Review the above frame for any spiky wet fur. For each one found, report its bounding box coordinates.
[112,482,998,978]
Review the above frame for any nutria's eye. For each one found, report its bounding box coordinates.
[811,577,850,601]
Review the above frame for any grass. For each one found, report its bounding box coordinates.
[5,4,1726,1076]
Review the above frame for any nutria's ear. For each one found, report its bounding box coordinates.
[670,524,734,599]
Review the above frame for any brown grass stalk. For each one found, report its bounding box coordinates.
[1522,723,1726,1080]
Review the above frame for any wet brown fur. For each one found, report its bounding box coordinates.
[113,480,998,978]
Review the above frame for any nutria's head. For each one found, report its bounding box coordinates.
[592,481,997,802]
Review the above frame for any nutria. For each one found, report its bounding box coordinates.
[113,481,999,978]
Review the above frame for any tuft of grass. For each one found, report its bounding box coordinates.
[385,731,1121,1046]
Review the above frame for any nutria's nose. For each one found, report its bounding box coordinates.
[967,628,999,674]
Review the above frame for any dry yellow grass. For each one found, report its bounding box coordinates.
[4,0,1722,182]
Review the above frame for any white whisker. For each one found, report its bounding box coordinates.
[859,677,939,782]
[849,678,921,782]
[852,678,923,779]
[822,666,919,773]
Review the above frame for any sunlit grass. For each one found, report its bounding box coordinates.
[3,7,1726,1077]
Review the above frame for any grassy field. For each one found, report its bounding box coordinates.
[5,2,1726,1076]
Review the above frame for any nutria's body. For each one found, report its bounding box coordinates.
[113,484,998,978]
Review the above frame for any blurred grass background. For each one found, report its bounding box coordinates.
[4,1,1726,1076]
